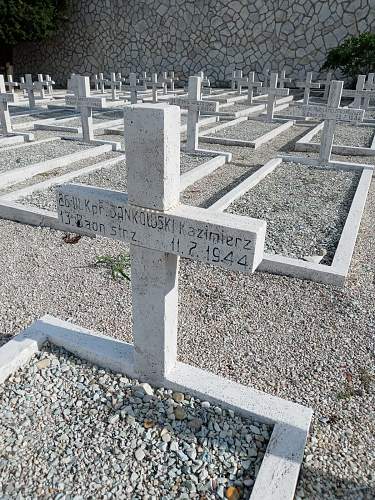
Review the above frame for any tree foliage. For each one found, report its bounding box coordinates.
[323,32,375,80]
[0,0,70,46]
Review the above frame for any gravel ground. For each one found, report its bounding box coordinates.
[314,124,375,148]
[0,344,269,499]
[11,109,77,125]
[19,152,212,210]
[219,103,263,113]
[0,139,92,173]
[0,123,374,499]
[210,119,279,141]
[227,162,360,262]
[365,109,375,119]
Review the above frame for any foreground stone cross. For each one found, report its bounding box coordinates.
[57,103,266,381]
[170,76,219,152]
[246,72,263,104]
[65,76,105,142]
[296,80,364,163]
[263,72,290,122]
[0,75,15,134]
[296,72,320,105]
[19,74,36,108]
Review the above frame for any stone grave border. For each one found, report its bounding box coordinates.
[0,151,226,229]
[0,136,59,152]
[200,117,295,149]
[0,142,113,189]
[207,156,373,287]
[0,313,313,500]
[0,134,31,147]
[295,121,375,156]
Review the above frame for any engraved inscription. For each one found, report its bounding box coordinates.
[65,95,105,108]
[295,104,364,122]
[170,97,218,113]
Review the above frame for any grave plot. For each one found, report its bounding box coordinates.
[0,151,226,227]
[0,343,270,499]
[296,122,375,156]
[216,101,265,118]
[0,138,114,188]
[200,117,294,149]
[35,109,124,133]
[208,156,373,286]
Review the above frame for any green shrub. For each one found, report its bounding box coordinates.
[0,0,70,46]
[323,32,375,80]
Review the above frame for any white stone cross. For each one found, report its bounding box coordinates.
[170,75,219,152]
[364,73,375,110]
[160,72,173,95]
[34,74,48,98]
[263,68,270,86]
[278,69,291,89]
[140,72,148,91]
[296,80,364,163]
[341,75,368,109]
[56,103,265,383]
[98,72,106,94]
[123,73,144,104]
[0,75,15,134]
[109,72,121,101]
[231,70,248,94]
[19,74,36,108]
[93,74,100,91]
[170,71,178,92]
[263,72,290,122]
[65,76,105,143]
[19,77,27,97]
[296,72,320,105]
[5,75,19,95]
[198,71,211,94]
[117,72,123,92]
[150,74,165,103]
[319,72,332,100]
[45,75,55,96]
[246,72,263,104]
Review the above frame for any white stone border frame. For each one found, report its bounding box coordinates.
[0,143,113,189]
[295,121,375,156]
[200,117,295,149]
[0,314,313,500]
[0,152,227,230]
[208,157,374,287]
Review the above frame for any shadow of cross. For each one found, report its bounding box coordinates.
[170,75,219,152]
[295,80,365,164]
[56,103,266,383]
[0,75,15,134]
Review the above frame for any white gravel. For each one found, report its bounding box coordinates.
[0,139,92,173]
[0,122,374,499]
[315,124,375,148]
[210,119,279,141]
[227,162,360,262]
[0,344,269,498]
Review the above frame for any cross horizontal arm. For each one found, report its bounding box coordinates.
[65,95,105,108]
[169,97,218,113]
[296,81,320,89]
[263,87,289,97]
[56,183,266,273]
[0,93,15,103]
[341,89,375,98]
[294,103,364,122]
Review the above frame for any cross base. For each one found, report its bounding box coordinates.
[0,315,312,500]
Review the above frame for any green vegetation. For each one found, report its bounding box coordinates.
[0,0,70,46]
[323,33,375,81]
[95,254,131,281]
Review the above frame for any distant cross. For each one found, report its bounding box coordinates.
[67,74,79,96]
[5,75,19,95]
[45,75,55,96]
[0,75,15,134]
[170,71,178,92]
[19,77,27,97]
[364,73,375,110]
[231,70,248,94]
[109,72,121,101]
[140,72,148,91]
[296,80,364,164]
[160,72,173,95]
[57,103,265,382]
[117,73,123,92]
[278,69,291,89]
[19,74,36,109]
[319,72,332,100]
[342,75,367,109]
[93,74,100,91]
[246,72,262,104]
[263,72,290,122]
[125,73,144,104]
[170,75,219,152]
[98,73,106,94]
[296,72,320,105]
[198,71,211,94]
[34,74,48,98]
[150,74,165,103]
[263,68,270,86]
[65,76,106,143]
